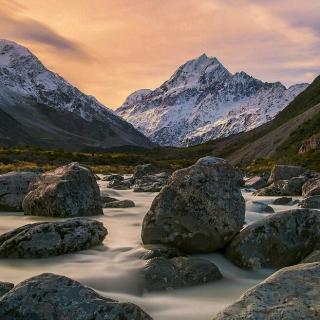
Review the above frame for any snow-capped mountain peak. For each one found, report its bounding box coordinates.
[116,54,308,147]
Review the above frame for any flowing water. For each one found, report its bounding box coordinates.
[0,180,301,319]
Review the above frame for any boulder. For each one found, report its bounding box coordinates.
[143,256,222,291]
[108,178,132,190]
[0,282,14,297]
[273,197,293,205]
[301,250,320,263]
[132,172,171,192]
[0,171,38,211]
[302,178,320,197]
[268,165,306,184]
[273,176,307,195]
[299,133,320,154]
[22,163,103,217]
[101,194,118,205]
[244,175,267,190]
[299,195,320,209]
[0,273,152,320]
[141,157,245,253]
[103,199,135,208]
[141,245,184,260]
[251,201,274,213]
[213,262,320,320]
[133,164,172,180]
[254,185,282,196]
[0,218,107,258]
[102,174,124,182]
[225,209,320,269]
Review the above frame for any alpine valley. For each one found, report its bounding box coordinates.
[116,54,308,147]
[0,40,153,150]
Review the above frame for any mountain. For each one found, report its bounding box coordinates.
[116,54,308,147]
[0,39,153,150]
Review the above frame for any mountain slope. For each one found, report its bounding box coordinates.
[116,54,307,147]
[0,39,153,150]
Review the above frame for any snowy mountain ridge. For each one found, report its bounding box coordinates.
[116,54,308,146]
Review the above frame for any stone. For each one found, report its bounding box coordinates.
[244,175,267,190]
[0,218,107,258]
[0,282,14,297]
[102,174,124,182]
[108,178,132,190]
[22,163,103,217]
[103,199,135,208]
[251,201,274,213]
[0,171,38,211]
[143,256,222,291]
[0,273,152,320]
[141,157,245,253]
[273,176,307,195]
[268,165,306,184]
[299,195,320,209]
[301,250,320,263]
[213,262,320,320]
[101,194,118,205]
[273,197,293,205]
[133,163,172,180]
[141,245,184,260]
[253,185,282,196]
[132,172,171,192]
[225,209,320,269]
[299,133,320,154]
[302,178,320,197]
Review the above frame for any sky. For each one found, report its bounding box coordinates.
[0,0,319,108]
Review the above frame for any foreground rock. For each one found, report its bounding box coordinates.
[302,178,320,197]
[22,162,103,217]
[0,219,107,258]
[225,209,320,269]
[214,262,320,320]
[143,256,222,291]
[0,273,152,320]
[299,195,320,209]
[0,282,14,297]
[0,171,38,211]
[103,199,135,208]
[268,165,306,184]
[142,157,245,253]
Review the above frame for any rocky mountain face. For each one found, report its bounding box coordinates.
[0,40,153,150]
[116,54,308,147]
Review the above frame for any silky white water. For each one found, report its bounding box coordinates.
[0,181,300,319]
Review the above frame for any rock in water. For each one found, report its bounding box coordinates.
[0,219,107,258]
[103,199,135,208]
[0,273,153,320]
[213,262,320,320]
[225,209,320,269]
[244,175,267,190]
[268,165,306,184]
[141,157,245,253]
[302,178,320,197]
[133,164,172,180]
[0,282,14,297]
[0,171,38,211]
[273,197,293,205]
[301,250,320,263]
[22,162,103,217]
[299,195,320,209]
[143,256,222,291]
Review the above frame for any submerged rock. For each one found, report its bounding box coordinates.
[22,162,103,217]
[143,256,222,291]
[299,195,320,209]
[225,209,320,269]
[0,218,107,258]
[103,199,135,208]
[214,262,320,320]
[0,273,152,320]
[268,165,306,184]
[0,282,14,297]
[141,157,245,253]
[0,171,38,211]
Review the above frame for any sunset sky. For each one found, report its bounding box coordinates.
[0,0,319,108]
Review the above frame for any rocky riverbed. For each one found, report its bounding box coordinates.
[0,177,304,320]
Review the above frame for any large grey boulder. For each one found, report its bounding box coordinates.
[141,157,245,253]
[22,162,103,217]
[268,165,306,184]
[0,282,14,297]
[299,195,320,209]
[0,273,152,320]
[244,175,268,190]
[143,256,222,291]
[225,209,320,269]
[213,262,320,320]
[302,178,320,197]
[0,218,107,258]
[0,171,38,211]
